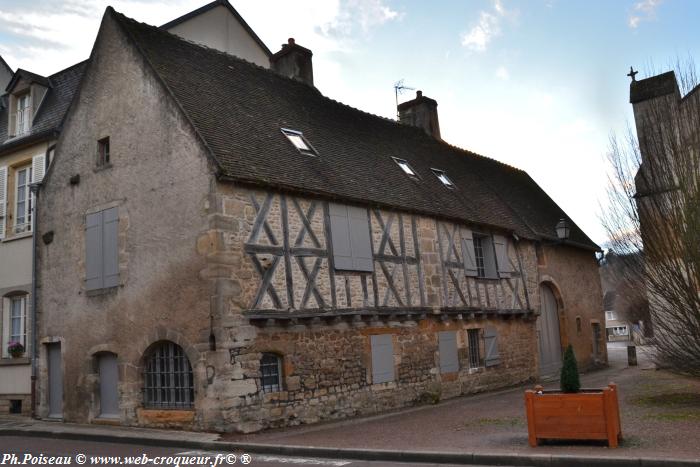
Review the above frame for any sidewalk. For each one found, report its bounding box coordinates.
[2,344,700,466]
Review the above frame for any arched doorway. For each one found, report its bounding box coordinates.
[537,284,562,376]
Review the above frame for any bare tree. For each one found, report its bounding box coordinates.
[603,59,700,375]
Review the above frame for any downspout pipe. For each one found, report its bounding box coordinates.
[29,181,40,418]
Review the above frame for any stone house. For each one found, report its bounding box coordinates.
[35,8,604,432]
[0,58,85,415]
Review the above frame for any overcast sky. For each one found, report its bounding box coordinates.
[1,0,699,245]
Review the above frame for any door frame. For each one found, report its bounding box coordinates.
[537,280,566,377]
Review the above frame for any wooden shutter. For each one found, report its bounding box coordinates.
[329,203,353,270]
[330,203,373,272]
[493,234,511,278]
[85,211,103,291]
[347,205,373,272]
[370,334,394,384]
[438,331,459,373]
[484,327,501,367]
[482,236,498,279]
[32,154,46,183]
[461,228,478,277]
[102,207,120,288]
[0,166,7,240]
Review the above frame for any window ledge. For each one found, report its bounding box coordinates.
[1,231,33,243]
[85,286,119,297]
[0,357,30,366]
[93,163,113,173]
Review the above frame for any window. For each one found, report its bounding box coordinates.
[15,165,32,233]
[97,137,110,167]
[143,341,194,409]
[9,296,26,349]
[2,294,27,358]
[392,157,418,178]
[472,234,498,278]
[370,334,394,384]
[85,207,119,291]
[328,203,373,272]
[438,331,459,373]
[431,168,455,188]
[467,329,481,369]
[605,311,616,321]
[260,353,282,393]
[576,316,582,336]
[15,93,31,136]
[281,128,317,156]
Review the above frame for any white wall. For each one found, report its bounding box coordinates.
[0,236,31,289]
[166,5,269,68]
[0,364,30,394]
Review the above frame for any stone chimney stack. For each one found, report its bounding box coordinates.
[270,38,314,86]
[398,90,441,140]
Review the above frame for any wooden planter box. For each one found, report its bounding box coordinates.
[524,383,622,447]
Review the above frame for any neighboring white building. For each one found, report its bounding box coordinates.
[161,0,271,68]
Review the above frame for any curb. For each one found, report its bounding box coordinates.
[2,428,699,467]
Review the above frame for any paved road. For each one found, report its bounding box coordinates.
[0,437,508,467]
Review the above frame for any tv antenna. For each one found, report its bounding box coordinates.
[394,79,415,119]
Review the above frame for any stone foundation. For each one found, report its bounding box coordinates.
[0,395,31,416]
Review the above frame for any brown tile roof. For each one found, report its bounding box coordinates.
[112,8,598,250]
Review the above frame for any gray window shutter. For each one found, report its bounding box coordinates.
[438,331,459,373]
[347,205,373,272]
[493,234,511,278]
[102,207,119,288]
[32,154,46,183]
[85,211,103,291]
[0,166,6,240]
[370,334,394,384]
[329,203,353,270]
[484,327,501,367]
[482,236,498,279]
[461,228,478,277]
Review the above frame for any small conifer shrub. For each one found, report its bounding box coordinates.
[560,344,581,393]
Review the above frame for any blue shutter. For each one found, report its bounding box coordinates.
[348,205,373,272]
[371,334,394,384]
[85,211,103,291]
[484,327,501,367]
[493,234,511,278]
[329,203,353,270]
[461,229,477,277]
[102,207,119,288]
[482,236,498,279]
[438,331,459,373]
[0,166,7,240]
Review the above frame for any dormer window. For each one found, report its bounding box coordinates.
[281,128,317,156]
[392,157,419,179]
[431,168,455,189]
[15,93,31,137]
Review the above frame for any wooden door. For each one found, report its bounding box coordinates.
[537,285,562,376]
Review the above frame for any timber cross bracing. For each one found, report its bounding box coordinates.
[244,192,529,317]
[436,221,528,312]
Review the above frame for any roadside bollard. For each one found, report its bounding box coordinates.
[627,345,638,366]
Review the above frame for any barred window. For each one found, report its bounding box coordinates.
[468,329,481,369]
[260,353,282,393]
[143,342,193,409]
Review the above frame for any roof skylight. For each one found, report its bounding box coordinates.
[281,128,317,156]
[431,169,455,189]
[392,157,418,178]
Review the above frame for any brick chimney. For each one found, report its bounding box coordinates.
[398,90,441,140]
[270,38,313,86]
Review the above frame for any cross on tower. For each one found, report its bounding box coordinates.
[627,66,638,82]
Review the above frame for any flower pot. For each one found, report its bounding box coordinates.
[524,382,622,447]
[9,351,24,359]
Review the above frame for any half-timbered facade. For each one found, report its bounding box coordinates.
[35,8,604,432]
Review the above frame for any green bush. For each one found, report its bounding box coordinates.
[560,344,581,393]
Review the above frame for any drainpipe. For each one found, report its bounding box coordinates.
[29,182,40,418]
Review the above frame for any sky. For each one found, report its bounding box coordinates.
[1,0,699,245]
